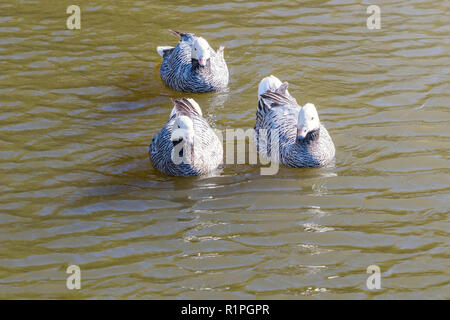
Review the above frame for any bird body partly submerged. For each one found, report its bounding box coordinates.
[150,98,223,176]
[157,31,229,93]
[254,76,335,168]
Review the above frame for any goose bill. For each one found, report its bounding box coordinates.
[185,136,194,146]
[297,128,307,140]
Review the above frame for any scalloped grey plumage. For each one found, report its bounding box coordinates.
[158,31,229,93]
[149,98,223,176]
[254,83,335,168]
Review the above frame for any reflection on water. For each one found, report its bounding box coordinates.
[0,0,449,299]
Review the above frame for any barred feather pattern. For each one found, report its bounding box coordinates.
[149,101,223,176]
[159,33,229,93]
[254,87,335,168]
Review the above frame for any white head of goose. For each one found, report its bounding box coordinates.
[171,115,195,147]
[297,103,320,142]
[191,37,211,68]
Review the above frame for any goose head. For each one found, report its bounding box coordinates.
[297,103,320,142]
[171,116,194,146]
[191,37,211,67]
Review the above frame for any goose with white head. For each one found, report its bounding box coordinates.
[157,30,229,93]
[254,75,335,168]
[149,98,223,176]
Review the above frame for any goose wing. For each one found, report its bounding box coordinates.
[256,82,298,125]
[163,31,196,68]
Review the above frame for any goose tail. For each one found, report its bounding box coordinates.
[258,75,283,99]
[156,46,174,57]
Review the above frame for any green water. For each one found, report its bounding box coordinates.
[0,0,449,299]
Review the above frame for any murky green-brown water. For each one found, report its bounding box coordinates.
[1,0,449,299]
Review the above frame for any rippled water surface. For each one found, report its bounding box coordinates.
[1,0,449,299]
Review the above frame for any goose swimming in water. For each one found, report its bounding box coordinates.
[149,98,223,176]
[157,30,229,93]
[254,75,335,168]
